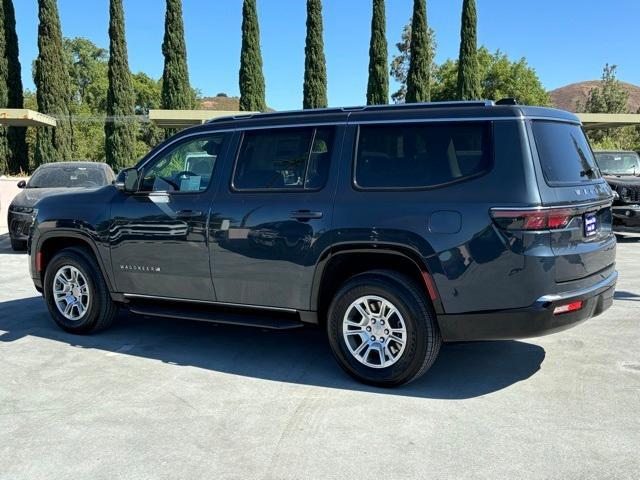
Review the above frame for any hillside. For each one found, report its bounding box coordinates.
[199,94,275,112]
[549,81,640,113]
[200,94,242,111]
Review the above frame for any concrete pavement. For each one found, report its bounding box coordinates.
[0,231,638,479]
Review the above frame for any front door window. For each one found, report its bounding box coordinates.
[140,134,226,193]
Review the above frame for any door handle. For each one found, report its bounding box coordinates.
[176,210,202,219]
[290,210,323,221]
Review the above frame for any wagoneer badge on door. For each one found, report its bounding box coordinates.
[119,264,161,273]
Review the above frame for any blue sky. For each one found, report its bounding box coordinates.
[12,0,640,111]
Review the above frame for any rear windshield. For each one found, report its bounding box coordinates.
[594,152,640,176]
[354,122,492,189]
[28,165,108,188]
[531,121,601,184]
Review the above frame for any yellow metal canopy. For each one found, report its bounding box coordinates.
[148,109,255,129]
[0,109,57,127]
[577,113,640,130]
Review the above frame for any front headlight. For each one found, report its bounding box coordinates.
[9,205,34,214]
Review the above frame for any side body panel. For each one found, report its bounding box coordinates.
[29,186,117,289]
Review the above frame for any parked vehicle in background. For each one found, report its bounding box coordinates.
[27,101,617,386]
[8,162,115,251]
[594,151,640,234]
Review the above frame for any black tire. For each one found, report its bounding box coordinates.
[10,238,27,251]
[327,270,441,387]
[43,247,118,334]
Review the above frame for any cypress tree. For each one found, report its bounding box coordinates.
[0,0,8,174]
[161,0,192,137]
[239,0,266,112]
[0,0,27,174]
[105,0,136,170]
[405,0,430,103]
[456,0,481,100]
[303,0,327,109]
[366,0,388,105]
[34,0,73,165]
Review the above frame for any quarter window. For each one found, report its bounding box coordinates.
[140,133,226,193]
[354,122,491,189]
[233,127,335,190]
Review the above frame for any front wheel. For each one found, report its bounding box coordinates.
[327,270,441,387]
[43,247,118,334]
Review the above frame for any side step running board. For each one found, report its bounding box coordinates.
[128,302,305,330]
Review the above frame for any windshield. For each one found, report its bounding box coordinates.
[594,152,640,176]
[28,165,108,188]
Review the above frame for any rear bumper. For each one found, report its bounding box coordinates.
[612,205,640,233]
[438,271,617,341]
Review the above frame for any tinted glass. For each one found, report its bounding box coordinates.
[532,121,600,184]
[355,122,491,189]
[594,152,640,176]
[140,134,225,192]
[28,165,108,188]
[233,127,334,190]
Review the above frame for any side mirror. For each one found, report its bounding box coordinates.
[115,168,140,193]
[17,180,27,189]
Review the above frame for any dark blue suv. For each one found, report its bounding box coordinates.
[28,101,617,386]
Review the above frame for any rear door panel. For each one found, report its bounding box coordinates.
[209,123,346,310]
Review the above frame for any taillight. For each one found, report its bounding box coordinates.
[491,208,574,231]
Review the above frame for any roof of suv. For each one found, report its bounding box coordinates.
[187,100,580,133]
[36,161,111,170]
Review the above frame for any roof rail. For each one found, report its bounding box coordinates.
[346,100,495,112]
[207,100,496,123]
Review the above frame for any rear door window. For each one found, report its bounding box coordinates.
[531,121,601,185]
[354,122,491,189]
[233,127,334,191]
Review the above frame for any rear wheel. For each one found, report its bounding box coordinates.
[43,247,118,334]
[326,270,441,387]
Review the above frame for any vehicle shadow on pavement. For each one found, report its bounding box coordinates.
[614,290,640,302]
[616,234,640,243]
[0,296,545,399]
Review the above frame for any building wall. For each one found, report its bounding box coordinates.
[0,178,27,230]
